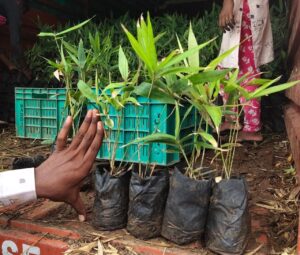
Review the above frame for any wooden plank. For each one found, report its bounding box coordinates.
[284,103,300,181]
[286,0,300,106]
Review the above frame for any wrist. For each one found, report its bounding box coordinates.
[223,0,233,6]
[35,166,46,198]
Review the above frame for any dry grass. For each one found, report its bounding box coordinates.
[0,125,50,170]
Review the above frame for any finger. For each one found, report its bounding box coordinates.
[70,194,86,222]
[221,16,226,29]
[228,21,235,30]
[218,14,222,28]
[77,110,99,154]
[231,17,236,26]
[69,110,93,150]
[227,15,235,30]
[83,121,104,170]
[225,17,232,29]
[56,116,72,152]
[224,25,231,32]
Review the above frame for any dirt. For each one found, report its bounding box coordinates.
[212,134,298,254]
[0,125,51,171]
[0,125,298,254]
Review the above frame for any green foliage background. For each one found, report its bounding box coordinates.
[25,1,288,85]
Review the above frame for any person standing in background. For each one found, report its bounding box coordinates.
[218,0,274,142]
[0,0,30,77]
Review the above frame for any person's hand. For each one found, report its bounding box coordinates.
[219,0,235,32]
[35,109,104,222]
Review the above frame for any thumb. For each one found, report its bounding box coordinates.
[70,194,86,222]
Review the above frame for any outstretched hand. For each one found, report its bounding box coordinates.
[35,109,104,221]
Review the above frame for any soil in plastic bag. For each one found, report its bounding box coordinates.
[12,155,45,169]
[127,169,169,239]
[161,167,212,245]
[205,178,250,255]
[92,165,130,231]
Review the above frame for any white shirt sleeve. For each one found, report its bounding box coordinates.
[0,168,37,207]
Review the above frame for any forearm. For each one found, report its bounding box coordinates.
[222,0,234,9]
[0,168,37,208]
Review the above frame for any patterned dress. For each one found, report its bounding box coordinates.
[222,0,262,132]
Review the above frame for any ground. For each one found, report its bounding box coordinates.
[0,125,298,254]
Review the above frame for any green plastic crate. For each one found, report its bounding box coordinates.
[15,88,67,140]
[88,97,197,166]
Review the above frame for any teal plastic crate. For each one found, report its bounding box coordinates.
[88,96,197,166]
[15,88,67,140]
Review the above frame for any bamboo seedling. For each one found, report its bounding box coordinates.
[78,46,140,175]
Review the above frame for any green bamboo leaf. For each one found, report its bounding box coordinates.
[67,51,79,66]
[78,39,86,69]
[203,105,222,131]
[105,118,114,129]
[181,105,194,128]
[228,68,240,83]
[134,82,175,104]
[157,50,178,70]
[56,19,91,37]
[198,131,218,148]
[77,80,97,103]
[110,97,124,110]
[46,59,61,69]
[122,24,154,75]
[249,81,298,98]
[206,45,238,70]
[122,133,178,148]
[38,32,55,37]
[163,38,216,69]
[176,34,189,67]
[249,76,281,97]
[103,82,126,92]
[118,46,129,81]
[158,66,202,77]
[146,13,158,68]
[137,15,147,52]
[196,84,208,102]
[154,32,166,42]
[180,133,195,144]
[164,74,177,87]
[170,79,190,94]
[60,44,71,74]
[249,78,273,85]
[62,41,77,55]
[124,97,141,106]
[196,141,223,150]
[188,22,199,68]
[189,69,230,84]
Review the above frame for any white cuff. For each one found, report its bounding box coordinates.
[0,168,37,207]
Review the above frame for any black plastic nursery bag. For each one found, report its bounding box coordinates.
[92,165,130,231]
[127,169,169,239]
[161,168,212,245]
[205,177,250,255]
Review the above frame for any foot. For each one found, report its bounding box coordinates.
[219,121,242,132]
[237,131,263,142]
